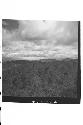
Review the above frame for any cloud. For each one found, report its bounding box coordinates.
[18,20,56,41]
[2,20,78,45]
[2,20,78,60]
[3,42,78,60]
[2,19,19,31]
[18,21,78,46]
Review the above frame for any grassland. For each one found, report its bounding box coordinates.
[2,59,78,97]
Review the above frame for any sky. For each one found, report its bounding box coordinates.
[2,20,78,60]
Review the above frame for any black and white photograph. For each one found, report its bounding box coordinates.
[2,20,81,104]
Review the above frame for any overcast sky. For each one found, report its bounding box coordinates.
[2,20,78,60]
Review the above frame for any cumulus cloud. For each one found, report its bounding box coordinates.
[2,20,78,60]
[18,21,78,44]
[2,20,78,45]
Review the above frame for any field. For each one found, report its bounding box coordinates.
[2,59,78,97]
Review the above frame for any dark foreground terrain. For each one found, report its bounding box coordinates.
[2,59,78,97]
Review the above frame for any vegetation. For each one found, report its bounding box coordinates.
[2,59,78,97]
